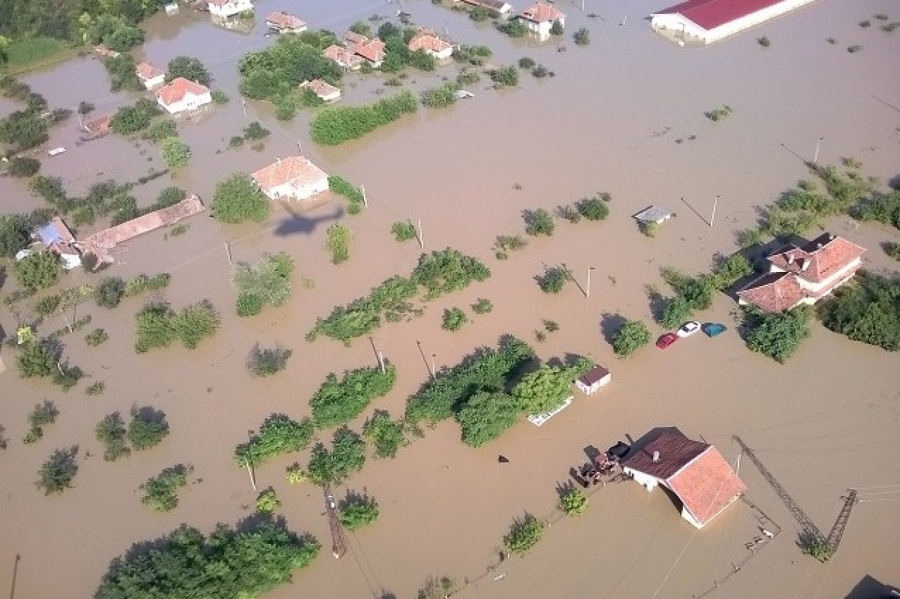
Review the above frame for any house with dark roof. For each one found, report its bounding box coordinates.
[621,431,746,529]
[737,233,866,313]
[649,0,818,45]
[575,364,611,395]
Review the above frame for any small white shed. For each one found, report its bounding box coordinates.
[575,364,611,395]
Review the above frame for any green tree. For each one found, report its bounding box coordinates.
[745,306,811,363]
[7,156,40,177]
[0,35,8,65]
[160,137,190,168]
[576,193,610,221]
[612,320,652,357]
[349,21,372,37]
[255,487,281,514]
[141,465,191,512]
[0,214,30,257]
[128,407,170,450]
[441,307,468,331]
[110,103,152,134]
[558,486,588,516]
[362,410,405,458]
[513,364,573,415]
[456,391,519,447]
[490,65,519,87]
[14,251,61,290]
[819,272,900,351]
[235,414,315,467]
[338,492,379,530]
[247,345,292,376]
[0,110,49,151]
[306,426,366,486]
[36,446,79,495]
[94,277,126,308]
[166,56,212,86]
[573,27,590,45]
[234,253,294,316]
[504,514,544,554]
[550,19,564,36]
[310,365,397,428]
[15,340,58,378]
[524,208,554,236]
[326,223,352,264]
[309,91,418,146]
[659,295,693,329]
[95,412,131,462]
[96,520,321,598]
[536,266,569,293]
[211,173,270,223]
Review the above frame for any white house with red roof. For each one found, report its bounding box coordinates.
[575,364,611,395]
[737,233,866,313]
[208,0,253,18]
[135,62,165,90]
[350,36,386,67]
[621,432,746,529]
[265,11,307,33]
[518,2,566,37]
[323,45,364,71]
[650,0,818,45]
[299,79,341,103]
[458,0,513,17]
[408,29,454,60]
[156,78,212,115]
[251,156,330,201]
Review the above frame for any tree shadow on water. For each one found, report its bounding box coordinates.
[274,206,343,237]
[599,312,626,345]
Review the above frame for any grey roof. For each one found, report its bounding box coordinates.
[633,205,673,224]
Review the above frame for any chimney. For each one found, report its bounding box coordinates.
[800,259,810,271]
[787,254,794,264]
[816,243,823,249]
[276,157,281,164]
[652,451,660,463]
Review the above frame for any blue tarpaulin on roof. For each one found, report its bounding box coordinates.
[37,223,63,244]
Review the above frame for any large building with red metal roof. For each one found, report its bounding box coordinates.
[649,0,818,45]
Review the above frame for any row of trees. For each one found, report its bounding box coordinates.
[658,255,753,329]
[134,300,220,353]
[306,248,490,344]
[95,407,170,462]
[309,90,418,146]
[309,365,397,428]
[819,272,900,352]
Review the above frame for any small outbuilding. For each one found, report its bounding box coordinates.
[135,62,165,89]
[299,79,341,103]
[633,205,673,225]
[575,364,611,395]
[35,217,82,270]
[621,431,746,529]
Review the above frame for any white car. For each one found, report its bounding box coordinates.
[676,321,701,338]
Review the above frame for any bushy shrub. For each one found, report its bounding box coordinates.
[306,426,367,485]
[95,276,126,308]
[489,65,519,87]
[524,208,554,236]
[338,492,380,530]
[248,345,292,376]
[326,223,352,264]
[255,487,281,514]
[310,91,418,146]
[391,221,417,241]
[233,252,294,316]
[128,407,170,450]
[14,251,61,290]
[235,414,315,467]
[141,465,191,511]
[819,272,900,351]
[576,193,611,221]
[504,514,544,555]
[8,156,41,177]
[441,307,468,331]
[36,446,79,495]
[558,486,588,516]
[310,365,397,428]
[362,410,406,459]
[536,266,569,293]
[472,298,493,314]
[612,320,652,357]
[745,306,811,363]
[456,391,519,447]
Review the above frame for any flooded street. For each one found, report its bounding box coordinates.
[1,0,899,597]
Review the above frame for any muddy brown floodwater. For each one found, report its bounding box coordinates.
[1,0,899,598]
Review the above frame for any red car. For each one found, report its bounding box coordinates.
[656,332,679,349]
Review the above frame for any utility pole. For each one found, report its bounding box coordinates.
[710,194,720,228]
[376,347,385,374]
[417,218,424,250]
[241,97,248,118]
[297,139,303,155]
[224,241,233,267]
[245,430,258,491]
[430,353,437,378]
[361,184,368,207]
[586,266,595,299]
[813,136,824,164]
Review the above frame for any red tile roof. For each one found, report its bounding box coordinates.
[156,77,211,106]
[408,29,453,54]
[135,62,164,81]
[736,271,806,313]
[83,114,112,136]
[578,364,610,386]
[767,233,866,284]
[353,38,385,63]
[345,31,369,45]
[667,446,747,527]
[300,79,340,98]
[653,0,789,31]
[520,2,566,23]
[622,432,709,480]
[250,156,328,193]
[323,45,363,67]
[265,11,306,30]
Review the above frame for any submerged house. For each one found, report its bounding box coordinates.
[299,79,341,103]
[649,0,819,45]
[265,11,307,33]
[156,77,213,115]
[458,0,513,17]
[208,0,254,18]
[323,45,364,70]
[251,156,330,201]
[621,432,746,529]
[350,36,386,67]
[575,364,612,395]
[407,28,454,60]
[517,2,566,37]
[34,217,81,270]
[736,233,866,313]
[135,62,165,89]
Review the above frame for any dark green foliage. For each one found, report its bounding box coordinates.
[328,174,365,211]
[255,487,281,514]
[886,242,900,261]
[102,54,142,92]
[524,208,555,236]
[338,492,379,530]
[573,27,590,45]
[95,519,321,598]
[472,298,493,314]
[469,5,499,20]
[52,362,83,391]
[409,49,437,71]
[0,214,30,257]
[140,465,191,512]
[441,307,468,331]
[87,14,144,51]
[36,446,79,495]
[15,339,58,378]
[576,193,611,221]
[504,514,544,554]
[412,248,491,299]
[705,104,733,122]
[490,65,519,87]
[233,252,294,316]
[454,44,492,66]
[536,266,569,293]
[128,407,170,450]
[124,273,171,296]
[110,100,160,135]
[7,156,40,177]
[306,426,367,485]
[235,414,315,467]
[28,399,58,429]
[349,21,372,36]
[166,56,211,87]
[422,82,460,108]
[96,412,131,461]
[497,20,528,38]
[238,36,341,101]
[212,173,270,223]
[550,19,564,35]
[0,108,49,151]
[248,345,292,377]
[757,36,771,47]
[14,251,61,290]
[518,57,536,69]
[326,223,351,264]
[160,137,190,168]
[853,189,900,229]
[86,328,109,347]
[612,320,652,357]
[94,277,126,308]
[362,410,405,458]
[559,486,588,515]
[405,337,535,422]
[745,306,811,363]
[659,295,693,329]
[310,90,418,146]
[34,293,61,316]
[391,220,417,241]
[134,301,219,353]
[513,362,584,415]
[819,272,900,351]
[456,391,519,447]
[708,255,753,290]
[310,365,397,428]
[492,234,527,259]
